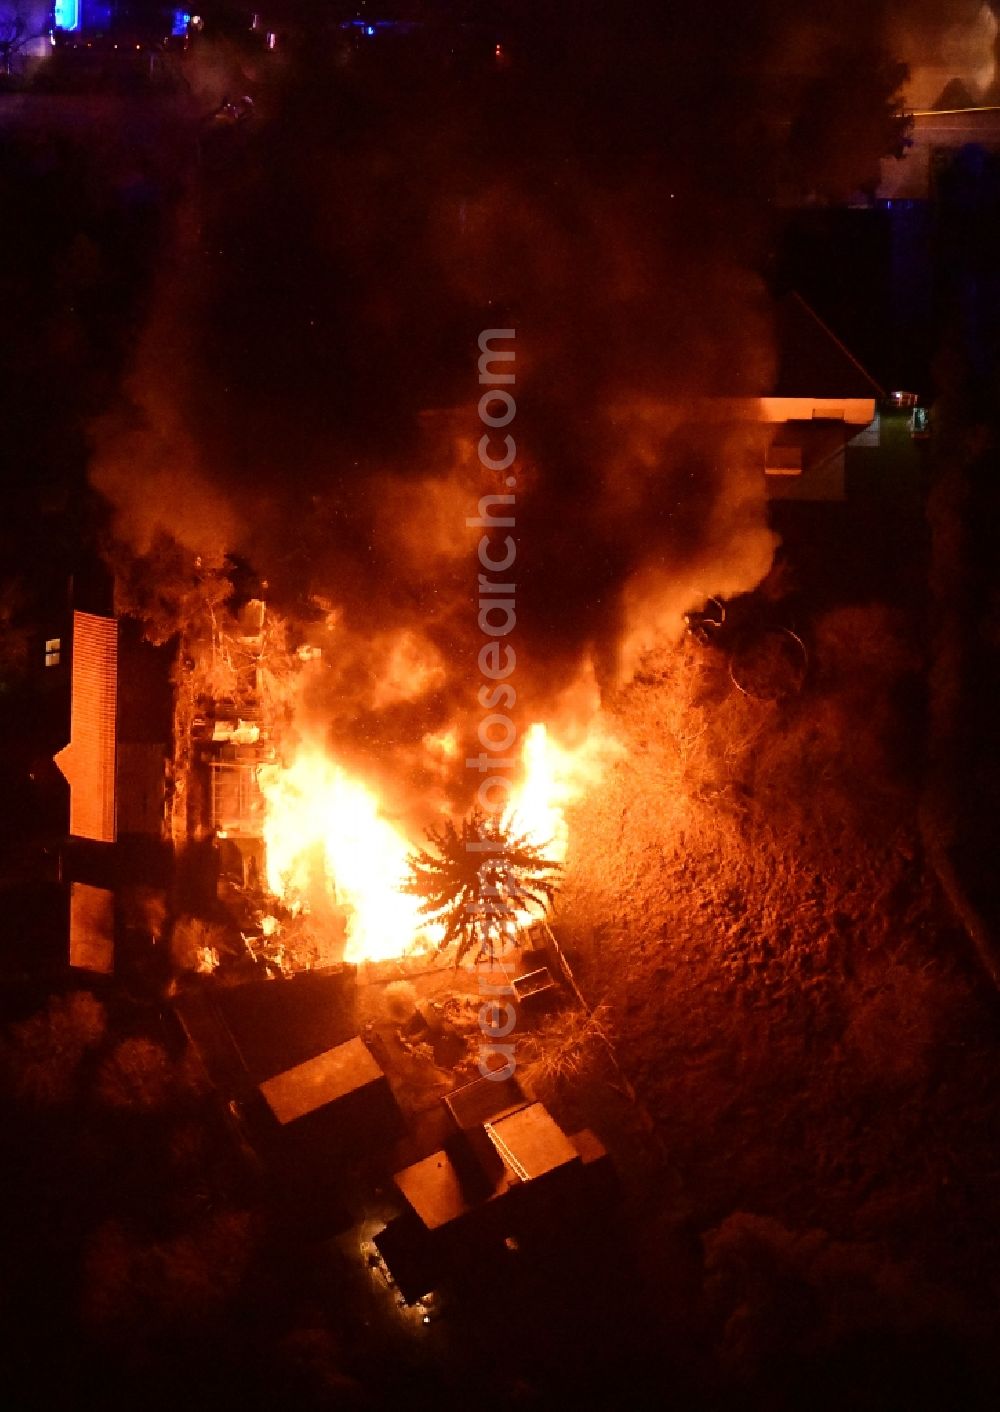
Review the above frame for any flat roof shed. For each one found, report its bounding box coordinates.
[485,1103,580,1181]
[261,1037,386,1125]
[258,1036,400,1155]
[394,1102,583,1238]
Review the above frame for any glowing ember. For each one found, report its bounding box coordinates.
[258,720,621,965]
[195,945,220,975]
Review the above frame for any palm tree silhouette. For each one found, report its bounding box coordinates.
[404,806,560,965]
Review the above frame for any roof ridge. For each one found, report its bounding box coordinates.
[787,291,886,399]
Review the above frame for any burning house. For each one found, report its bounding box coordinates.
[187,597,271,892]
[48,546,610,980]
[48,283,893,982]
[49,572,301,975]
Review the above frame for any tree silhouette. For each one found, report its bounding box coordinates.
[404,806,560,965]
[786,41,912,202]
[0,15,29,79]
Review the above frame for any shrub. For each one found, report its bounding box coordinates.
[82,1210,255,1345]
[5,991,107,1105]
[516,1003,613,1102]
[95,1037,178,1112]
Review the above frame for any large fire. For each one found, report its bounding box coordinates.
[257,721,618,964]
[258,752,438,964]
[507,721,617,865]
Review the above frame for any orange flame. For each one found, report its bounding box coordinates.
[506,721,620,864]
[258,752,438,964]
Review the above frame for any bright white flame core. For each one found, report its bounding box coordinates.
[506,721,615,862]
[258,753,435,963]
[258,721,620,964]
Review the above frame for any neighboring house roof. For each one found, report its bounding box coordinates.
[445,1073,525,1130]
[68,881,114,975]
[933,78,979,111]
[54,611,118,844]
[395,1147,490,1231]
[772,292,885,401]
[394,1100,583,1232]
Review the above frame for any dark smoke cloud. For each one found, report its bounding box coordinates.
[886,0,998,107]
[91,1,968,792]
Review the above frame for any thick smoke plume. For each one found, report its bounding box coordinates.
[90,2,973,804]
